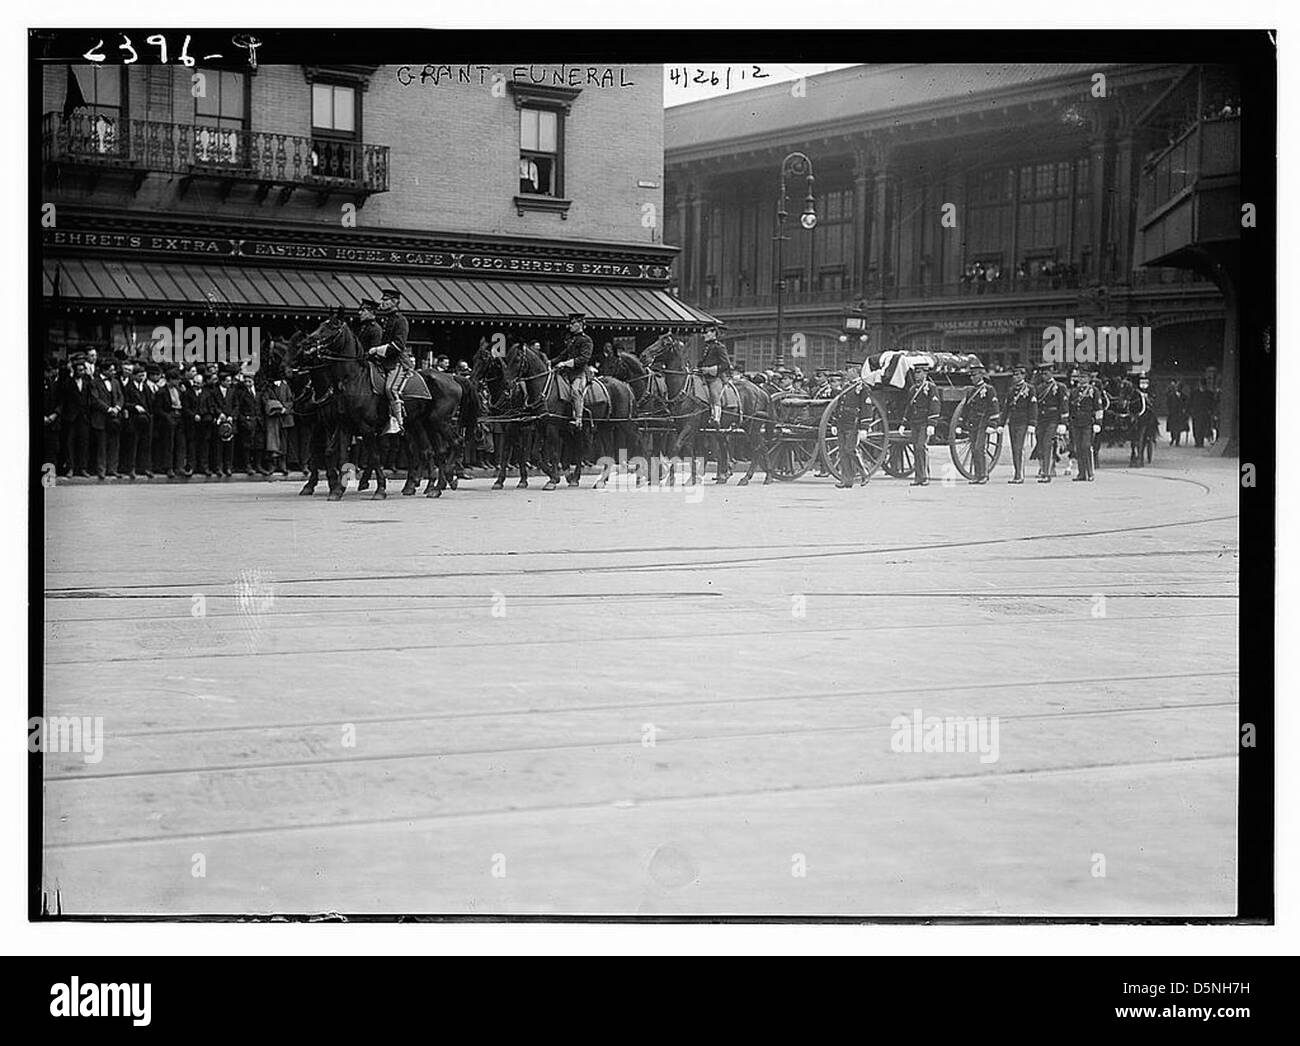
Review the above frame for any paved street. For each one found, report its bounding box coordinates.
[41,445,1239,916]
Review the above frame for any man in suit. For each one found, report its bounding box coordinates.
[958,361,1000,484]
[88,359,125,479]
[834,379,868,489]
[59,356,92,476]
[901,360,941,486]
[206,366,241,476]
[151,366,185,477]
[43,358,63,473]
[121,362,156,479]
[999,363,1038,484]
[232,371,260,474]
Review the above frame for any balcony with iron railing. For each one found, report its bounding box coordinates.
[42,111,390,202]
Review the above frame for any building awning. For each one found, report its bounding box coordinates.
[42,258,718,331]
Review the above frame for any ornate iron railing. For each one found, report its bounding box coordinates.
[43,111,390,193]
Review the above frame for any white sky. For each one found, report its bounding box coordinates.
[663,63,860,107]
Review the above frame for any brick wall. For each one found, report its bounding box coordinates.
[42,62,665,247]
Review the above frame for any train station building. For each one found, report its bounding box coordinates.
[662,63,1238,385]
[40,60,714,367]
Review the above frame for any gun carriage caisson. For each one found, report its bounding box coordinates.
[817,351,1009,483]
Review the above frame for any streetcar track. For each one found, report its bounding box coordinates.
[42,752,1237,852]
[42,513,1236,592]
[43,699,1239,783]
[43,611,1239,665]
[45,670,1237,738]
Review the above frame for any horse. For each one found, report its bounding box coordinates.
[639,334,775,485]
[281,332,335,496]
[471,341,539,489]
[591,341,671,475]
[501,342,639,490]
[297,316,466,499]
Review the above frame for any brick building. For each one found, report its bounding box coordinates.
[663,63,1234,386]
[41,60,711,365]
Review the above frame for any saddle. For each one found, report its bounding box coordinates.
[555,373,611,415]
[686,374,742,419]
[364,361,432,401]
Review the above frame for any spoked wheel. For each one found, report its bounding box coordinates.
[948,399,1005,480]
[881,439,916,478]
[818,386,890,483]
[768,428,819,481]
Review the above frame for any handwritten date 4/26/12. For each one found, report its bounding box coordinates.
[668,65,770,91]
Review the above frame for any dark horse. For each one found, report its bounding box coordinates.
[295,315,467,500]
[591,341,672,473]
[471,342,538,489]
[640,333,775,485]
[500,342,640,490]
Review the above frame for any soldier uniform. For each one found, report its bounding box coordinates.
[556,312,594,427]
[1128,375,1155,467]
[1034,367,1068,482]
[958,362,1000,484]
[697,324,731,424]
[1000,364,1038,483]
[834,380,867,488]
[1067,368,1104,482]
[901,363,940,486]
[369,290,413,434]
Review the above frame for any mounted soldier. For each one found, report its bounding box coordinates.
[554,311,594,428]
[697,323,731,424]
[367,287,413,434]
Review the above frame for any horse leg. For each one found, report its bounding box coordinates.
[759,422,776,484]
[738,424,760,485]
[369,434,388,499]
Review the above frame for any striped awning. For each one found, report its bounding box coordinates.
[42,258,718,330]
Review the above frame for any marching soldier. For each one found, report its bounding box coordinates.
[958,361,1000,484]
[368,288,413,434]
[1128,373,1155,467]
[834,378,867,489]
[697,323,731,424]
[901,360,940,486]
[999,363,1038,484]
[554,311,594,428]
[1034,365,1068,482]
[1067,366,1104,482]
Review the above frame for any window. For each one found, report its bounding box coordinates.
[310,82,360,182]
[519,106,560,196]
[194,69,246,166]
[71,65,125,155]
[312,83,356,136]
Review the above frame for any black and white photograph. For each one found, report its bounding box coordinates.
[26,20,1276,934]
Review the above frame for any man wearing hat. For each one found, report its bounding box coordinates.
[697,324,731,424]
[957,360,1000,484]
[1067,366,1103,482]
[1127,372,1155,467]
[999,363,1038,484]
[901,359,941,486]
[59,356,91,477]
[88,358,125,479]
[555,312,594,427]
[834,376,868,489]
[121,359,156,479]
[1034,365,1068,482]
[357,299,384,354]
[369,288,413,434]
[153,365,185,478]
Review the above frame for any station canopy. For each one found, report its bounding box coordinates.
[43,258,719,332]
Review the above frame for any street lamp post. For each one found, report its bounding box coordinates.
[773,152,817,368]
